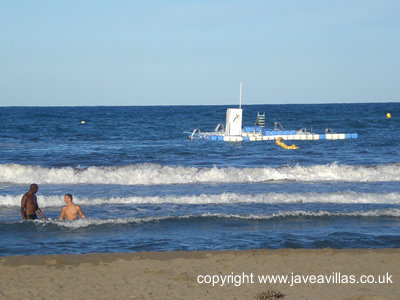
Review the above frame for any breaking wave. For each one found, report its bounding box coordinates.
[2,191,400,207]
[1,163,400,185]
[14,208,400,229]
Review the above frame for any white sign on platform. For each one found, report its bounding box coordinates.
[225,108,243,136]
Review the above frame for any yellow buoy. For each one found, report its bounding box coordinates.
[81,121,86,124]
[276,137,299,149]
[387,113,391,118]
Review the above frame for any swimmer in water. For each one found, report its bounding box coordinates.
[21,184,46,220]
[58,194,86,220]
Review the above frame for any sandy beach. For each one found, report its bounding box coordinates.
[0,248,399,300]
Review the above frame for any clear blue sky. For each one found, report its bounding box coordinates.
[1,1,399,106]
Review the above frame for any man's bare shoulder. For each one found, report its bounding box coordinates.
[25,192,36,199]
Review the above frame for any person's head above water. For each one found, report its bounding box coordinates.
[30,184,38,193]
[64,194,73,203]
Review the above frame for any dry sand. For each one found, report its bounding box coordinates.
[0,248,399,300]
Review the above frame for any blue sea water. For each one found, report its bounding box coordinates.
[0,103,399,256]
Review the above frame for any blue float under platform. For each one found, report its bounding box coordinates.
[189,126,358,142]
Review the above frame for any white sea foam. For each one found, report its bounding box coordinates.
[2,191,400,207]
[201,209,400,220]
[1,163,400,185]
[30,208,400,229]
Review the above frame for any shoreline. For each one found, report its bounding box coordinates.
[1,248,399,299]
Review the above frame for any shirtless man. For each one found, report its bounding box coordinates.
[58,194,86,220]
[21,184,46,220]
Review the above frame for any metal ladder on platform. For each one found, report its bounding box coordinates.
[255,112,265,128]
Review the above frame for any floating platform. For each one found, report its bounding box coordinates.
[188,108,358,142]
[189,126,358,142]
[188,83,357,143]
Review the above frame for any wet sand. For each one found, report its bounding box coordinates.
[0,248,399,300]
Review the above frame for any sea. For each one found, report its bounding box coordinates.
[0,103,399,256]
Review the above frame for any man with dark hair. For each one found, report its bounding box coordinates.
[21,184,46,220]
[58,194,86,220]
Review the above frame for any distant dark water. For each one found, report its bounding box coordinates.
[0,103,399,256]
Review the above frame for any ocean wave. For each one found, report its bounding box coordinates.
[12,208,400,229]
[2,191,400,207]
[1,163,400,185]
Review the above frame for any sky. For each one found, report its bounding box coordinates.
[1,0,399,106]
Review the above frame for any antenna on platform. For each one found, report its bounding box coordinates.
[239,82,242,109]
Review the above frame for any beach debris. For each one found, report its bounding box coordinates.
[255,287,285,300]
